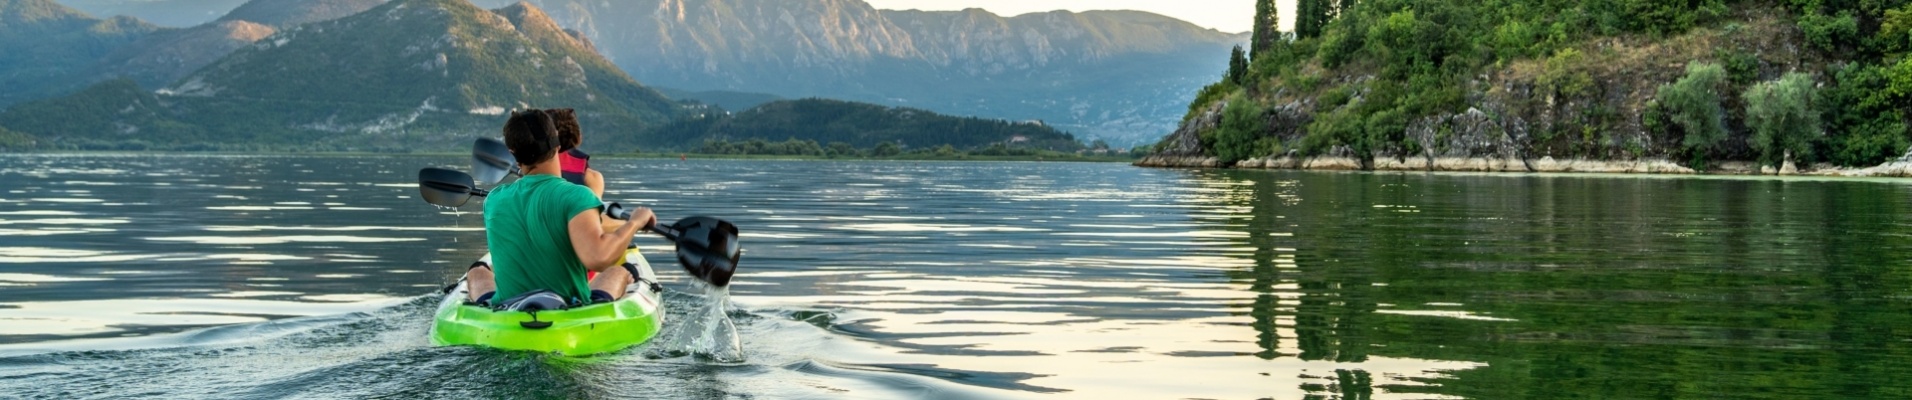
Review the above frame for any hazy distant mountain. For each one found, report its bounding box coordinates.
[470,0,1242,146]
[83,20,277,88]
[0,0,157,105]
[82,0,388,89]
[3,0,679,151]
[58,0,245,27]
[217,0,385,27]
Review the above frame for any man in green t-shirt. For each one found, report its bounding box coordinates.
[465,109,657,305]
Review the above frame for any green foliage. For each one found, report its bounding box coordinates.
[1881,6,1912,53]
[1227,45,1250,86]
[1296,0,1330,39]
[1719,49,1760,84]
[1207,95,1268,164]
[1251,0,1281,57]
[1622,0,1727,37]
[1492,20,1541,62]
[1317,22,1364,68]
[1798,11,1860,52]
[1742,73,1822,167]
[1822,63,1911,166]
[1542,48,1595,98]
[657,99,1085,152]
[697,138,825,156]
[873,141,902,157]
[1652,63,1731,157]
[0,126,37,151]
[827,141,861,158]
[1186,83,1236,121]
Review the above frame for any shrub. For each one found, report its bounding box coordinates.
[873,141,902,157]
[1742,73,1822,168]
[1823,63,1911,166]
[1186,83,1236,121]
[1624,0,1728,37]
[1798,12,1860,52]
[1653,62,1730,156]
[1208,95,1269,164]
[0,127,35,151]
[1542,48,1595,98]
[1719,49,1759,84]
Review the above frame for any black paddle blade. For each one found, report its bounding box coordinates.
[670,216,741,287]
[418,167,477,208]
[472,138,515,186]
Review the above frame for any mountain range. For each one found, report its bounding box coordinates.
[2,0,678,151]
[465,0,1243,146]
[1,0,1239,150]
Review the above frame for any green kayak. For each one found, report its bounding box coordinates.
[430,248,666,356]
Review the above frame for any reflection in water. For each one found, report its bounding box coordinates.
[1,155,1911,398]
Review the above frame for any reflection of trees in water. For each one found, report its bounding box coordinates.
[1215,170,1912,399]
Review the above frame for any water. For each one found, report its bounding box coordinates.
[3,155,1912,399]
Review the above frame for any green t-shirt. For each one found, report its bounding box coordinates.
[485,174,603,303]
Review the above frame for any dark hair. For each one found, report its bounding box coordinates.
[547,108,582,150]
[503,109,560,167]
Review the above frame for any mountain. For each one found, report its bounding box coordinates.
[0,0,158,106]
[83,20,277,88]
[217,0,385,27]
[657,98,1083,151]
[2,0,680,151]
[84,0,389,90]
[467,0,1242,146]
[57,0,246,27]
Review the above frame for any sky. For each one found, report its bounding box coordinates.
[863,0,1287,34]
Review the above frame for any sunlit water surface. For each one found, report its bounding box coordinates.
[3,155,1912,399]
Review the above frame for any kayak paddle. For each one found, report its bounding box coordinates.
[471,137,517,186]
[602,203,742,287]
[418,167,487,208]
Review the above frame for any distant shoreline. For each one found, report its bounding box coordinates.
[1136,155,1912,178]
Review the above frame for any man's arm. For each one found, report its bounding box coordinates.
[584,169,606,198]
[569,208,644,272]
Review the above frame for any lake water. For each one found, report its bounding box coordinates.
[3,155,1912,399]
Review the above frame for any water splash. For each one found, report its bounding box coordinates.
[648,282,743,363]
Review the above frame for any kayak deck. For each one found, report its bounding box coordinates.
[430,248,665,356]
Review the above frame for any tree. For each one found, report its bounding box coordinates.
[1296,0,1322,39]
[1252,0,1281,57]
[1206,95,1267,164]
[873,141,902,157]
[1651,62,1730,161]
[1091,139,1111,150]
[1743,73,1822,168]
[827,141,860,158]
[1227,45,1250,85]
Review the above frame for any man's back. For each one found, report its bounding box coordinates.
[485,174,603,302]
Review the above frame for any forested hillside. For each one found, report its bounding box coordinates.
[655,99,1084,154]
[1151,0,1912,173]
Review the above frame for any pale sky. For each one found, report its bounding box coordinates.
[864,0,1293,34]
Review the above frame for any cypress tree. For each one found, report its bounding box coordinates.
[1296,0,1324,39]
[1228,45,1249,85]
[1251,0,1280,58]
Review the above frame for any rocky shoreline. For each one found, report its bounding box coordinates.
[1136,154,1912,178]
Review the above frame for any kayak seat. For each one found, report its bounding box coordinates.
[494,290,568,312]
